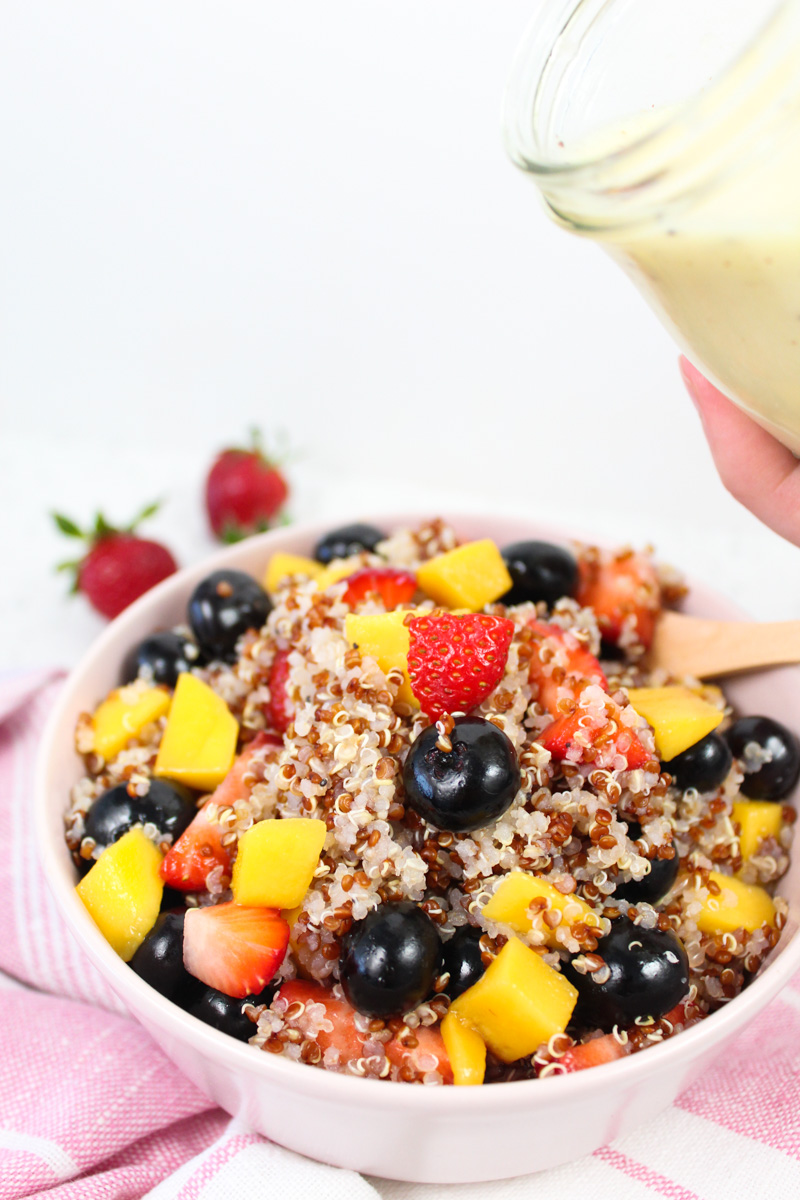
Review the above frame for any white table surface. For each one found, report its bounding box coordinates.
[2,4,800,1195]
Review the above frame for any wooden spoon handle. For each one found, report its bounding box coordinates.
[649,612,800,679]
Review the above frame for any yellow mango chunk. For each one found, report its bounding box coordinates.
[345,610,424,707]
[695,870,776,934]
[627,686,723,761]
[232,818,327,908]
[441,1012,486,1086]
[483,872,601,948]
[452,937,578,1063]
[733,801,784,863]
[416,540,513,611]
[154,673,238,791]
[263,552,324,594]
[316,562,359,590]
[91,684,171,762]
[76,827,163,961]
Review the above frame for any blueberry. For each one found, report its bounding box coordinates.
[403,716,521,834]
[313,523,386,565]
[667,733,732,792]
[615,823,679,906]
[122,631,203,688]
[186,984,277,1040]
[563,917,689,1032]
[129,912,201,1004]
[725,716,800,801]
[188,569,272,662]
[340,902,443,1018]
[84,780,196,849]
[500,541,578,608]
[442,926,485,999]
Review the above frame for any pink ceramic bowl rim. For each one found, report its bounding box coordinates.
[34,509,800,1116]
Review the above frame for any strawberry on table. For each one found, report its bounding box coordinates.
[342,567,417,609]
[575,548,661,650]
[183,902,290,998]
[407,611,514,723]
[205,429,289,542]
[53,504,177,619]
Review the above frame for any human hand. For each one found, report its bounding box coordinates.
[680,356,800,547]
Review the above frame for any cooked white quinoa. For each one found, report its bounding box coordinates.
[66,519,793,1084]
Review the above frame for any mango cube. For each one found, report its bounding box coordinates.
[733,800,784,863]
[452,936,578,1062]
[263,552,324,594]
[626,686,723,761]
[91,684,171,762]
[483,872,601,948]
[232,818,327,908]
[154,673,238,792]
[345,610,423,707]
[695,870,775,934]
[441,1012,486,1086]
[76,827,163,960]
[316,562,359,590]
[416,540,513,611]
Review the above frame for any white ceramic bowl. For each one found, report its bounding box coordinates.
[35,513,800,1184]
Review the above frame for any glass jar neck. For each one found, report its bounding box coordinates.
[503,0,800,235]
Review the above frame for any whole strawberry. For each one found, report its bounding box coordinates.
[205,430,289,542]
[54,503,178,619]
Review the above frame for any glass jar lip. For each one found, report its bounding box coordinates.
[503,0,796,185]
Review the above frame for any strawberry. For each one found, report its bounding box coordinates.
[342,567,417,609]
[183,902,290,998]
[264,649,294,734]
[275,980,453,1082]
[575,549,661,650]
[205,430,289,542]
[160,736,274,891]
[53,504,177,620]
[558,1033,628,1073]
[527,620,607,716]
[160,803,231,892]
[407,612,514,723]
[539,708,650,771]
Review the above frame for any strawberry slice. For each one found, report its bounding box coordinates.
[275,980,453,1083]
[576,550,661,650]
[264,649,294,734]
[183,902,290,998]
[558,1033,629,1073]
[160,736,274,891]
[540,708,650,771]
[160,803,231,891]
[275,980,367,1068]
[385,1023,453,1084]
[407,611,514,723]
[527,620,607,716]
[343,567,417,609]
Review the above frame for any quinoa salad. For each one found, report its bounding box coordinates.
[67,519,798,1086]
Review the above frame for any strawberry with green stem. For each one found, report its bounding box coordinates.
[205,428,290,543]
[53,502,178,619]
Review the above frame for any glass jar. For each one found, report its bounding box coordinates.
[503,0,800,453]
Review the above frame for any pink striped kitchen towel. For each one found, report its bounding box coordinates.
[3,671,800,1200]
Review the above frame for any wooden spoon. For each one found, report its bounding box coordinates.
[648,611,800,679]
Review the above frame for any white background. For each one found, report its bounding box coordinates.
[3,0,800,670]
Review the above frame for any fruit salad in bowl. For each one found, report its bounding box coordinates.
[36,514,800,1182]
